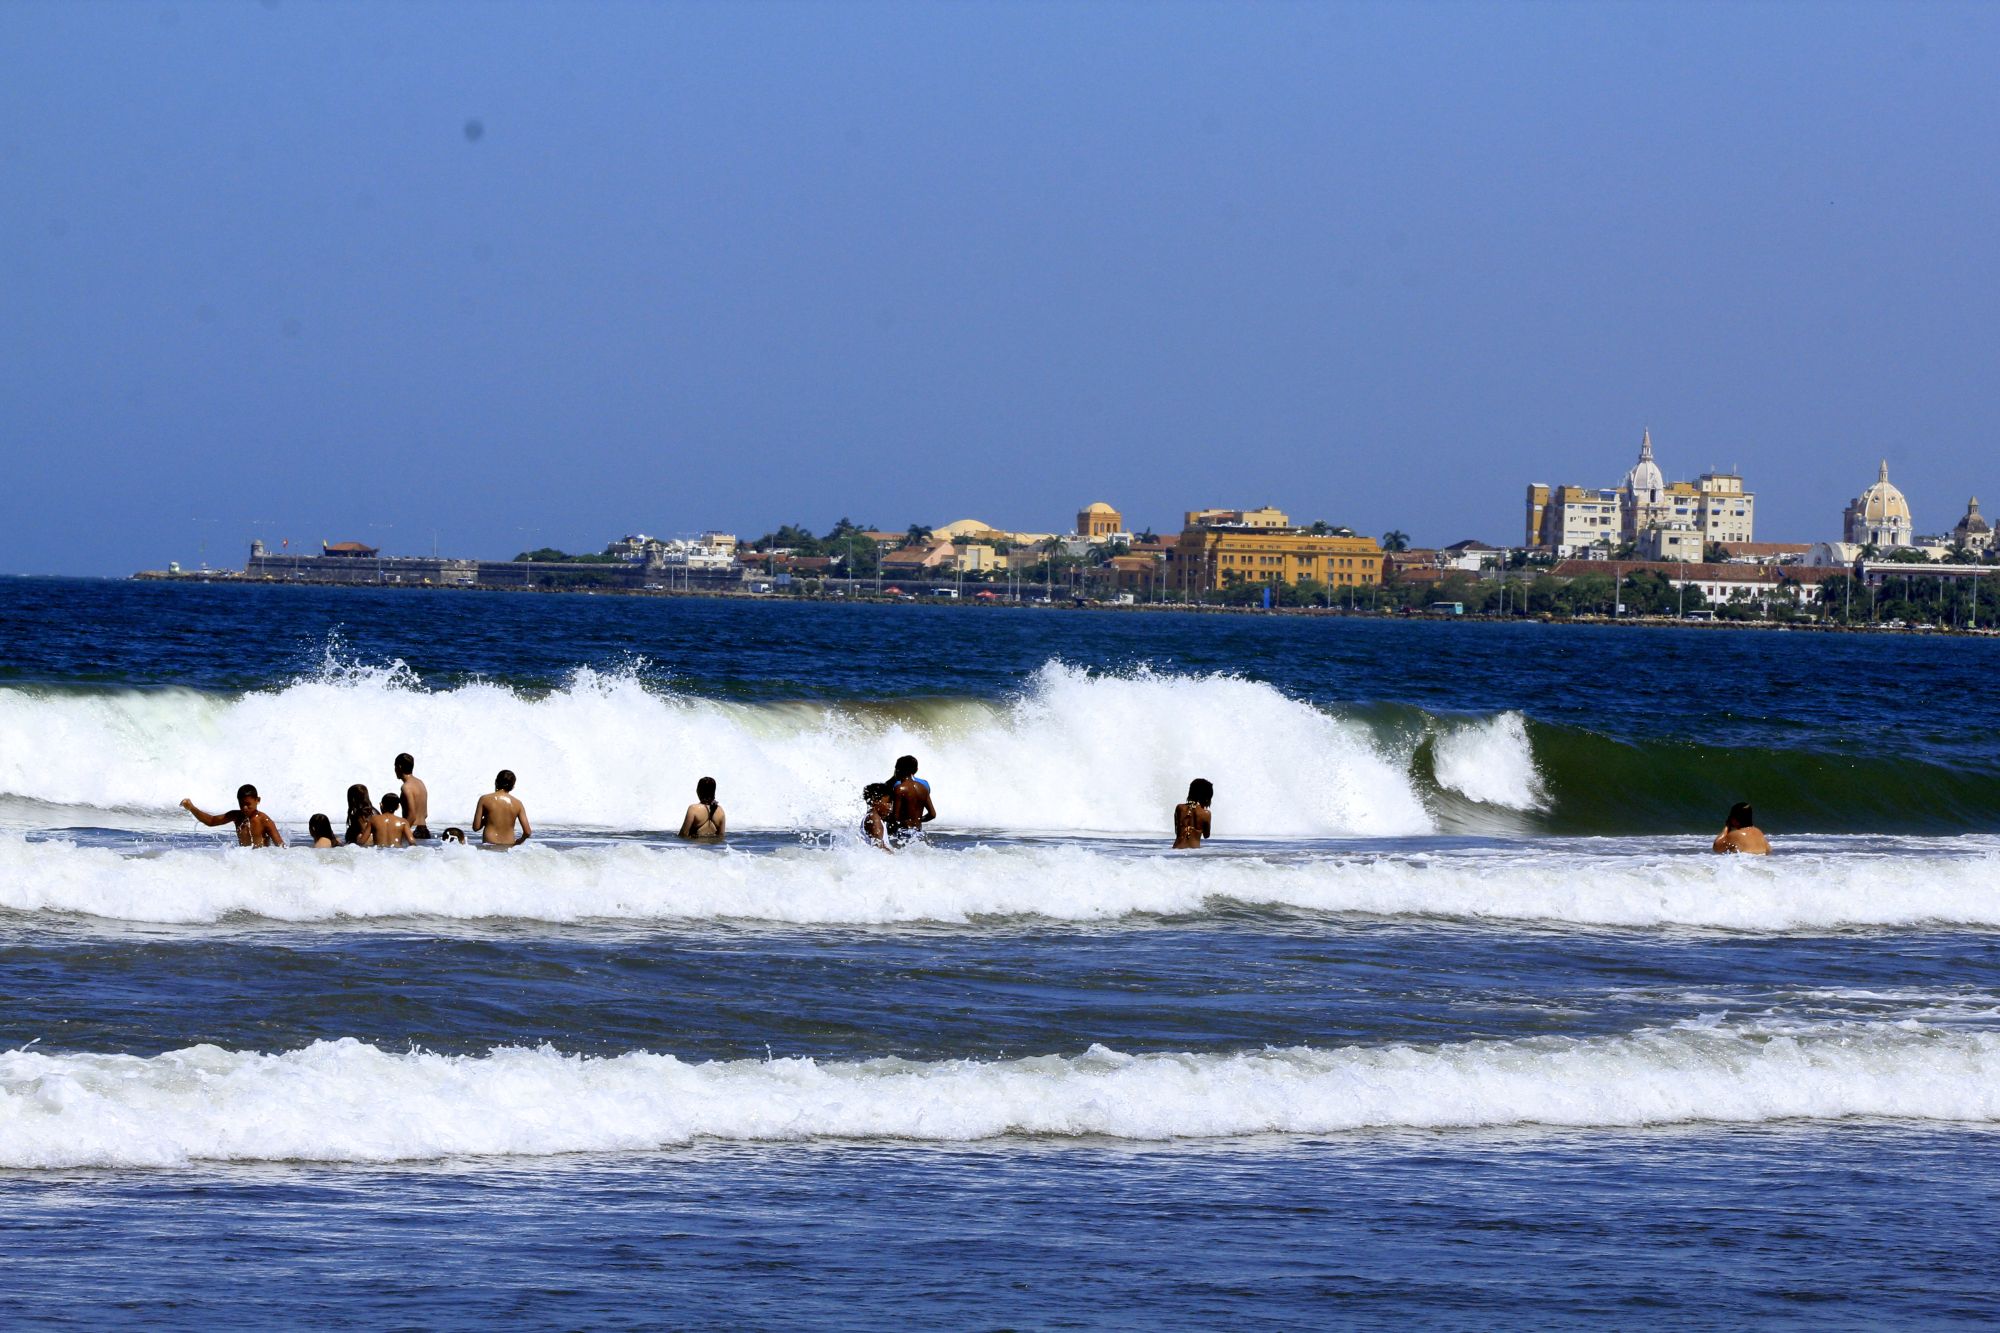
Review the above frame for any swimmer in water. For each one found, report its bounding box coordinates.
[369,791,415,847]
[678,776,726,840]
[1712,801,1770,855]
[308,813,339,848]
[474,769,532,847]
[440,827,467,844]
[180,784,284,847]
[886,754,936,845]
[395,752,431,840]
[344,783,378,847]
[1173,778,1213,849]
[862,782,895,852]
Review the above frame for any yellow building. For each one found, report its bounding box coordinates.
[1077,502,1124,539]
[1166,526,1383,595]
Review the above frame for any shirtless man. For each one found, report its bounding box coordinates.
[368,791,415,848]
[886,754,936,844]
[395,753,431,840]
[1173,778,1213,850]
[180,784,285,847]
[1712,802,1770,855]
[474,769,532,847]
[678,776,727,840]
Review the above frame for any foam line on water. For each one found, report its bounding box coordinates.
[5,1021,1998,1167]
[4,834,2000,930]
[0,663,1437,837]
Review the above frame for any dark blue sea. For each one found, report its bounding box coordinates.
[4,577,2000,1327]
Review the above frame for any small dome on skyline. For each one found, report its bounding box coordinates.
[1622,428,1664,498]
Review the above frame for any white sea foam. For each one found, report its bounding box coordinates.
[0,663,1431,837]
[1431,712,1546,810]
[4,1021,1997,1167]
[3,833,1998,930]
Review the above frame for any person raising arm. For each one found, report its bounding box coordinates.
[181,784,284,847]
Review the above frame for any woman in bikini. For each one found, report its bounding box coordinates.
[1173,778,1213,849]
[677,776,727,840]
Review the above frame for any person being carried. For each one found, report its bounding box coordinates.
[395,752,431,840]
[886,754,936,845]
[1712,802,1770,855]
[180,784,284,847]
[474,769,532,847]
[308,813,339,848]
[1173,778,1214,849]
[678,776,727,841]
[368,791,415,848]
[862,782,895,852]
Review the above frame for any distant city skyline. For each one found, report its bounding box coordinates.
[5,2,2000,576]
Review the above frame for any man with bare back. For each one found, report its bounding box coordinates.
[395,752,431,839]
[474,769,532,847]
[369,791,416,848]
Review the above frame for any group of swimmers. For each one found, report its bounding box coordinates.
[179,751,1767,856]
[182,752,534,850]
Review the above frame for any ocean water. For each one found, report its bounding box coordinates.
[4,578,2000,1326]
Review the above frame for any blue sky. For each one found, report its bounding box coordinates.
[4,1,1997,574]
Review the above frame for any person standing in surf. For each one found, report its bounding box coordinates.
[474,769,533,847]
[678,776,727,840]
[1712,802,1770,855]
[180,784,284,847]
[1173,778,1213,849]
[395,752,431,840]
[862,783,895,852]
[369,792,416,848]
[886,754,936,845]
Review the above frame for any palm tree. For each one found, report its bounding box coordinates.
[904,524,934,547]
[1380,530,1410,552]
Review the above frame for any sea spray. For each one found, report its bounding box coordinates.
[0,663,1437,837]
[6,1020,2000,1167]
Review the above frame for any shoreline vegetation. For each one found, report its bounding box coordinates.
[123,568,2000,636]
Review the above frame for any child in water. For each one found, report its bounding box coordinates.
[307,813,338,848]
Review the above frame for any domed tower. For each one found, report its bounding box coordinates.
[1843,461,1913,548]
[1620,429,1668,541]
[1076,501,1124,540]
[1954,496,1992,552]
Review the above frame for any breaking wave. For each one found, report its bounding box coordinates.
[6,1020,1999,1167]
[4,834,1998,931]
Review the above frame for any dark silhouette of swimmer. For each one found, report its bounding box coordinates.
[1173,778,1213,849]
[886,755,936,844]
[181,784,283,847]
[862,782,895,852]
[1713,802,1770,855]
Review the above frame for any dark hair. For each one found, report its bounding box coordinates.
[894,755,919,780]
[696,776,717,802]
[1727,802,1754,829]
[1187,778,1214,805]
[237,784,259,804]
[395,752,415,777]
[442,827,466,843]
[864,782,891,804]
[308,813,335,843]
[344,783,377,843]
[380,792,400,815]
[495,769,516,792]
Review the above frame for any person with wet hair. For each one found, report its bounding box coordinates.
[1173,778,1214,849]
[368,791,415,848]
[886,754,936,845]
[307,813,339,848]
[678,776,727,840]
[180,783,284,847]
[474,769,532,847]
[344,783,378,847]
[1712,802,1770,855]
[862,782,895,852]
